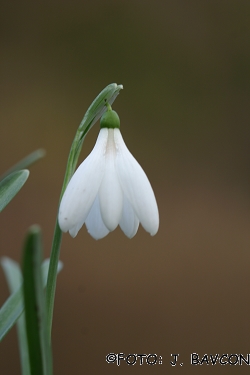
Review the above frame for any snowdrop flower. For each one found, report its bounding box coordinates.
[58,105,159,239]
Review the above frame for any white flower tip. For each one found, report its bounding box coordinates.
[150,227,159,236]
[141,209,159,237]
[87,229,103,240]
[126,232,137,239]
[150,213,159,236]
[58,213,81,238]
[69,221,84,238]
[69,228,78,238]
[58,215,68,233]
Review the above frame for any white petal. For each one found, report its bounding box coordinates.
[85,196,110,240]
[69,221,84,238]
[114,129,159,235]
[119,195,139,238]
[58,128,108,237]
[99,129,123,231]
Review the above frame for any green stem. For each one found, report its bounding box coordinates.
[46,129,83,340]
[45,222,62,339]
[46,83,123,340]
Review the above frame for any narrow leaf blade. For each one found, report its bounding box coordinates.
[0,170,29,212]
[22,226,52,375]
[0,258,63,342]
[0,286,23,340]
[0,149,45,182]
[1,257,30,375]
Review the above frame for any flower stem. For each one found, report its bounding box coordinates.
[46,128,84,340]
[105,103,112,111]
[46,83,123,340]
[45,222,62,340]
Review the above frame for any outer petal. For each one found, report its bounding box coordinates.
[98,129,123,231]
[85,196,110,240]
[119,195,139,238]
[114,129,159,235]
[58,128,108,237]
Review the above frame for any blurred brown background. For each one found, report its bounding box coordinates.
[1,0,250,374]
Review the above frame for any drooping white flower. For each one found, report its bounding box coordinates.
[58,107,159,240]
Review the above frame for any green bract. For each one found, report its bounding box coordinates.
[100,108,120,129]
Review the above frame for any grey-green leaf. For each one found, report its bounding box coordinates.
[0,282,23,341]
[0,149,45,182]
[0,258,63,342]
[22,225,52,375]
[1,257,30,375]
[0,170,29,212]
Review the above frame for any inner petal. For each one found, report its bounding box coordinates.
[85,196,110,240]
[119,195,139,238]
[99,129,123,231]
